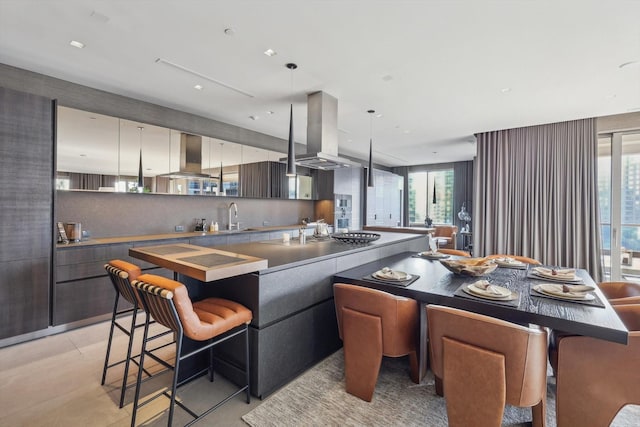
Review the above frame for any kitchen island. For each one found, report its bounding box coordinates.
[167,231,425,398]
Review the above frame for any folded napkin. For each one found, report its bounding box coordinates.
[377,267,408,281]
[495,257,523,265]
[472,280,506,296]
[535,267,576,279]
[539,283,594,296]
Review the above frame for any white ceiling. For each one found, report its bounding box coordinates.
[1,0,639,167]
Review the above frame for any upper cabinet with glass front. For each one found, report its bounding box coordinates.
[55,106,323,199]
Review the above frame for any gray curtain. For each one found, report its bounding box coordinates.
[474,118,602,280]
[453,160,474,248]
[69,173,116,190]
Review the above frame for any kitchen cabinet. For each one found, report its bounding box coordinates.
[366,169,403,227]
[54,241,177,326]
[0,87,53,340]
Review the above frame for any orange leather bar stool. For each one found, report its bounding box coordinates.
[131,274,252,427]
[102,261,173,408]
[554,304,640,427]
[102,260,150,408]
[485,254,542,265]
[428,305,548,427]
[437,248,471,257]
[333,283,419,402]
[598,281,640,305]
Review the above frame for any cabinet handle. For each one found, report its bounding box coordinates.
[389,213,392,219]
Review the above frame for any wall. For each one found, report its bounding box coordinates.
[598,111,640,133]
[56,191,315,238]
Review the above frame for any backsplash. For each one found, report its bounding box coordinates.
[56,191,315,238]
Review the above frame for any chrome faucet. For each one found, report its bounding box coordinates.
[228,202,239,230]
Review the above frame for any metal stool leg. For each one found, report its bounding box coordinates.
[101,293,120,386]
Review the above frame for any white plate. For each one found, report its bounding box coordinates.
[464,283,514,300]
[495,260,527,269]
[373,269,411,282]
[419,251,449,259]
[533,284,595,300]
[531,271,583,283]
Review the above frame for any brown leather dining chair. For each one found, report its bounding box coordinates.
[437,248,471,257]
[597,281,640,305]
[432,225,458,250]
[553,304,640,427]
[131,274,253,427]
[333,283,419,402]
[485,254,542,265]
[427,305,548,427]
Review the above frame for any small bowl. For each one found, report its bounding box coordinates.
[440,258,498,277]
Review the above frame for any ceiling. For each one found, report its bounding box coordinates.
[1,0,639,167]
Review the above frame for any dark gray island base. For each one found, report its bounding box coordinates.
[182,232,425,398]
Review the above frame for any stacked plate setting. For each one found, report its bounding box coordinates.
[531,267,583,283]
[493,257,527,269]
[463,280,516,300]
[372,267,412,282]
[418,250,449,260]
[533,283,596,301]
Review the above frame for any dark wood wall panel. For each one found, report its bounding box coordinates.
[0,86,53,339]
[0,87,54,262]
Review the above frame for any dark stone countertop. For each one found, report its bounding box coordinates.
[218,232,424,273]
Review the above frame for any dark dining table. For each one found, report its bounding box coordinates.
[332,251,629,379]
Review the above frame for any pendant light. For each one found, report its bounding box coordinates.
[285,63,297,177]
[137,126,144,192]
[367,110,375,187]
[432,178,437,204]
[219,142,225,196]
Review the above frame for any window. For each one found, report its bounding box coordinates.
[408,169,454,225]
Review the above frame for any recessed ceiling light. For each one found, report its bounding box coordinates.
[619,60,638,69]
[69,40,85,49]
[249,115,259,120]
[382,75,393,82]
[500,87,512,93]
[375,113,383,118]
[403,130,411,134]
[145,168,152,171]
[264,49,277,57]
[266,110,275,115]
[224,28,235,36]
[79,154,87,157]
[194,84,203,90]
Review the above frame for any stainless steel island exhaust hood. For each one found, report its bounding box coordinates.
[280,91,358,170]
[156,133,212,179]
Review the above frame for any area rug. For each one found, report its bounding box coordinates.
[242,350,639,427]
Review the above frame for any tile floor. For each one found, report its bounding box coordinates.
[0,320,260,426]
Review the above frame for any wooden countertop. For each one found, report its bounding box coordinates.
[57,225,308,248]
[129,243,268,282]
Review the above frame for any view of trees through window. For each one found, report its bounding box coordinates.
[408,169,454,225]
